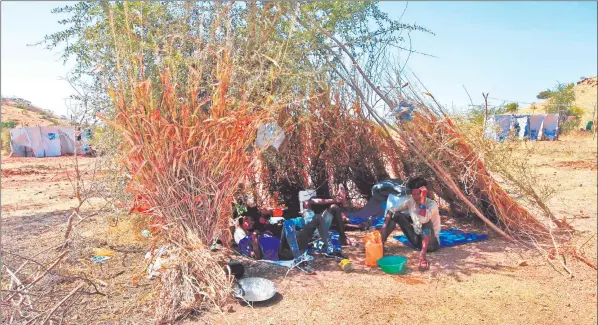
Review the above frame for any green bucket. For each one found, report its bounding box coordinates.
[377,255,407,274]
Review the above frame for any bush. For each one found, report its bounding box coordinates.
[0,120,17,129]
[559,106,585,135]
[536,89,553,100]
[1,129,11,153]
[505,102,519,113]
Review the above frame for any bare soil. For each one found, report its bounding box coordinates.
[1,136,596,325]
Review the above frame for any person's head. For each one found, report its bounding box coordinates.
[406,177,428,202]
[246,197,256,208]
[240,216,254,231]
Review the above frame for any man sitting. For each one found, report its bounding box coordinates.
[380,177,441,271]
[237,209,342,273]
[300,186,360,246]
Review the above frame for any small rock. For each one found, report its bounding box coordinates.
[519,261,528,266]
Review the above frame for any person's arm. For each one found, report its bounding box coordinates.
[388,199,410,215]
[308,198,338,205]
[249,231,263,260]
[419,202,438,271]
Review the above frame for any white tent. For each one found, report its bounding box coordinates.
[529,114,546,140]
[8,126,90,158]
[485,114,559,141]
[485,115,513,141]
[542,114,559,141]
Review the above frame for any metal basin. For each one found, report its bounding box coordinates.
[234,277,277,302]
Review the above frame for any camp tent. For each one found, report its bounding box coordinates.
[8,126,92,157]
[485,114,558,141]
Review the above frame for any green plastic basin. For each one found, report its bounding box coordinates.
[377,255,407,274]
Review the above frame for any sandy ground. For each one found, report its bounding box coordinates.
[1,136,597,325]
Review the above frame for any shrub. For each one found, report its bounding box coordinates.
[0,120,17,129]
[1,129,11,153]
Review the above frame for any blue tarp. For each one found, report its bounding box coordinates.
[393,227,488,250]
[348,193,410,229]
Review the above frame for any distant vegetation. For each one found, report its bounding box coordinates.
[535,82,585,134]
[0,120,17,129]
[505,102,519,113]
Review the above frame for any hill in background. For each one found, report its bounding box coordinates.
[519,76,598,123]
[1,97,69,129]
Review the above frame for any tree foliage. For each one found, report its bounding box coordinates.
[39,1,432,122]
[505,102,518,113]
[544,82,575,114]
[467,103,507,125]
[536,89,553,100]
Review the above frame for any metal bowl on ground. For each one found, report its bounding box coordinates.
[233,277,277,302]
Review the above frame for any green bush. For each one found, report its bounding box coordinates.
[505,102,519,113]
[0,120,17,129]
[559,106,585,135]
[1,129,11,153]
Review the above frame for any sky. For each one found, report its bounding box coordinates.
[1,1,597,117]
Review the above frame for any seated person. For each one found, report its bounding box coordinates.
[301,187,358,246]
[379,177,441,271]
[231,197,282,245]
[237,212,341,272]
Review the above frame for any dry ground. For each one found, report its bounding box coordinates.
[1,136,597,325]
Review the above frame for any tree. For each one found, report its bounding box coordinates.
[505,102,519,113]
[536,89,553,100]
[468,103,507,125]
[39,1,432,122]
[544,82,575,114]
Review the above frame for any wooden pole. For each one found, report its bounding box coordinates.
[305,16,515,242]
[482,93,489,132]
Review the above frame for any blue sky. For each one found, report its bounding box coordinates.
[2,1,597,116]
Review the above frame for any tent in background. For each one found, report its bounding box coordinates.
[8,126,91,158]
[542,114,559,141]
[485,115,513,141]
[528,114,546,140]
[485,113,558,141]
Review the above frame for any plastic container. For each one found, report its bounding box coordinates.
[377,255,408,274]
[364,231,383,267]
[339,259,354,272]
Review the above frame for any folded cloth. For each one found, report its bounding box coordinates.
[393,227,488,250]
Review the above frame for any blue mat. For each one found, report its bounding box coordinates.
[348,215,386,228]
[348,194,409,229]
[393,228,488,250]
[238,230,343,261]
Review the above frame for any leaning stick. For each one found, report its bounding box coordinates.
[41,282,85,325]
[308,16,515,242]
